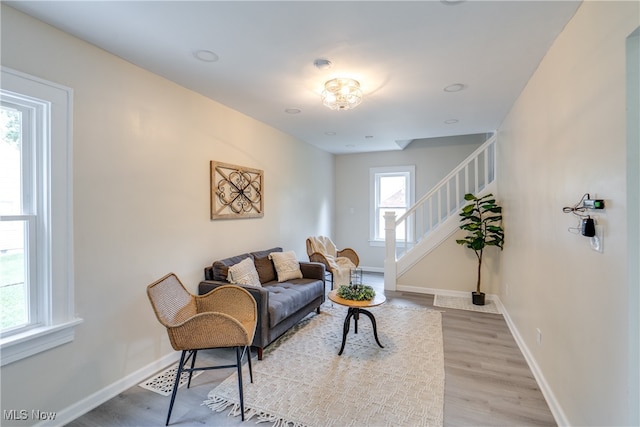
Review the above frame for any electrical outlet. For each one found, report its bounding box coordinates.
[504,283,509,296]
[536,328,542,345]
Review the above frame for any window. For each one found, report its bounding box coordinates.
[1,92,35,333]
[369,166,415,245]
[0,67,81,366]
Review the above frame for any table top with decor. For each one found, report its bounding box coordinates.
[328,289,386,308]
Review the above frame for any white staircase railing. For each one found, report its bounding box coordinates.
[384,134,497,290]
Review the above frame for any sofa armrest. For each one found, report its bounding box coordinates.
[199,280,270,350]
[300,261,325,281]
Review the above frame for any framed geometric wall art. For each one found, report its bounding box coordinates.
[210,161,264,220]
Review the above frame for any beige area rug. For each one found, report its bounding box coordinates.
[204,303,444,426]
[138,363,203,396]
[433,294,501,314]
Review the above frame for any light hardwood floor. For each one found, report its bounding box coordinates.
[67,273,555,426]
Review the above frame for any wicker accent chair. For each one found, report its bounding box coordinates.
[306,236,360,288]
[147,273,257,425]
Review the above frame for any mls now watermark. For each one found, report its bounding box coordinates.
[3,409,57,421]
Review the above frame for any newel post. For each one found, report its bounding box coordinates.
[384,211,397,291]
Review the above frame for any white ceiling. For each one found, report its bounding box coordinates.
[7,1,581,154]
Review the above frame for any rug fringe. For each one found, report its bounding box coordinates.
[203,395,307,426]
[254,411,306,426]
[202,395,236,414]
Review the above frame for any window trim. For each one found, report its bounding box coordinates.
[0,67,81,366]
[369,165,415,246]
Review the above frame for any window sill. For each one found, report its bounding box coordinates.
[0,318,83,366]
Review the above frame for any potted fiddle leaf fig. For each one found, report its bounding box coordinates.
[456,193,504,305]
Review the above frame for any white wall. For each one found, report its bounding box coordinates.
[3,2,638,426]
[0,5,334,424]
[397,228,502,295]
[335,134,486,270]
[497,2,639,425]
[626,27,640,427]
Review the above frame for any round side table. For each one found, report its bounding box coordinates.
[328,290,386,355]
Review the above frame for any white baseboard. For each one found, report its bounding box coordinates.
[396,284,567,425]
[360,266,384,273]
[36,352,180,427]
[500,307,569,426]
[395,285,501,301]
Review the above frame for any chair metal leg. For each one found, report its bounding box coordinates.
[235,347,245,421]
[166,347,253,425]
[187,350,197,388]
[166,350,187,426]
[246,346,253,383]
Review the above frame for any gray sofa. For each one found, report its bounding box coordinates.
[198,247,325,359]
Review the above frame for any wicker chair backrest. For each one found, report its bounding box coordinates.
[147,273,197,327]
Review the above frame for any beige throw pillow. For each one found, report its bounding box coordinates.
[227,257,261,287]
[269,250,303,282]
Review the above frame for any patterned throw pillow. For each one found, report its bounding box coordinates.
[227,257,261,287]
[269,250,303,282]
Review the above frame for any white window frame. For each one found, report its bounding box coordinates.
[369,165,415,246]
[0,67,81,366]
[1,95,41,334]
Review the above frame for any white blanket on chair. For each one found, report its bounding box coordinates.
[308,236,355,287]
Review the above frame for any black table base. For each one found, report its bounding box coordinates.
[338,307,384,355]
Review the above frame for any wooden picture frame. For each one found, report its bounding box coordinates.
[210,161,264,220]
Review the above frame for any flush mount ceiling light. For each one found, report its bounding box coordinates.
[321,78,363,111]
[193,49,219,62]
[314,58,332,70]
[444,83,466,92]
